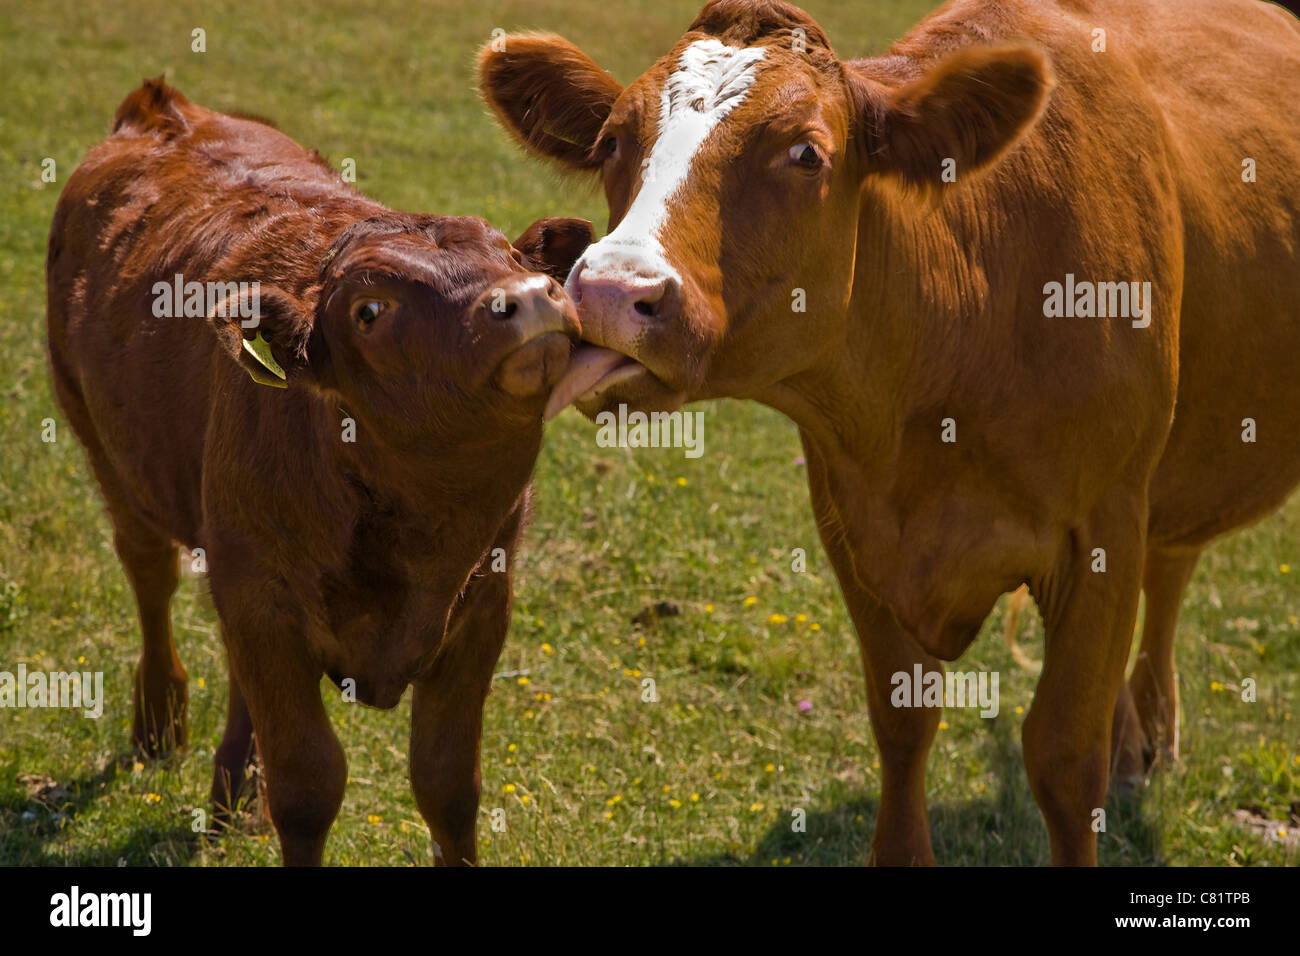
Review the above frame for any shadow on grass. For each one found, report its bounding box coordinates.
[0,751,204,866]
[676,714,1165,866]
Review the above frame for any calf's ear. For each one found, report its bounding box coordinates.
[514,217,594,281]
[855,45,1053,191]
[207,285,321,389]
[479,34,622,171]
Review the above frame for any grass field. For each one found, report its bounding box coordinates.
[0,0,1296,866]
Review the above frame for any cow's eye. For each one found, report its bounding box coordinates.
[602,135,619,160]
[788,143,822,169]
[353,300,385,327]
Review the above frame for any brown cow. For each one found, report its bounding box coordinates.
[46,78,591,865]
[481,0,1300,864]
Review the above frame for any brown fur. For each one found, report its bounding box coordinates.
[482,0,1300,864]
[480,34,623,169]
[47,77,591,865]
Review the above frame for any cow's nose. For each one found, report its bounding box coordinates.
[570,260,681,325]
[475,273,567,325]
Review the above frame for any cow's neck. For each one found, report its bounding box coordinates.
[767,185,990,460]
[760,183,1021,659]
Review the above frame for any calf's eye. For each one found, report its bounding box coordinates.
[353,300,385,327]
[788,143,821,168]
[602,136,619,159]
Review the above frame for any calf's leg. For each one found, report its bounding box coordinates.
[213,578,345,865]
[210,673,256,824]
[410,567,511,867]
[117,530,188,756]
[239,656,344,866]
[49,366,188,756]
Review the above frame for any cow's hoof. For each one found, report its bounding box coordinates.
[1145,742,1179,772]
[1111,729,1149,787]
[1110,767,1147,796]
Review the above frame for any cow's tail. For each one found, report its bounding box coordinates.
[1003,584,1041,672]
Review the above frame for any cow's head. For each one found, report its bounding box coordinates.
[480,0,1051,417]
[208,214,592,446]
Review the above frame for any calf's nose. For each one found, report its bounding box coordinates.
[476,273,568,330]
[484,273,578,399]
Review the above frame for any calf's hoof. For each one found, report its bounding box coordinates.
[131,667,189,757]
[210,756,263,832]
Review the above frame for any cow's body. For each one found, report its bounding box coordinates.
[1057,0,1300,552]
[483,0,1300,864]
[47,79,589,864]
[807,0,1300,649]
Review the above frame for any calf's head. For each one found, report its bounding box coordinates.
[209,214,591,448]
[480,0,1052,417]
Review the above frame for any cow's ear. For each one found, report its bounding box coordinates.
[514,217,594,281]
[855,45,1053,191]
[479,34,622,171]
[207,285,321,389]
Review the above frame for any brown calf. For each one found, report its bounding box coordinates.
[46,78,591,865]
[482,0,1300,864]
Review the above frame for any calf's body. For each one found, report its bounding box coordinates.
[47,79,590,864]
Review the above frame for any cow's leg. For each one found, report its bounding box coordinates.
[410,558,513,866]
[855,596,943,865]
[1110,680,1147,787]
[802,439,939,865]
[1128,547,1199,765]
[1111,547,1198,783]
[210,672,256,824]
[1025,499,1144,865]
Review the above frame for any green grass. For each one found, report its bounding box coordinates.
[0,0,1296,866]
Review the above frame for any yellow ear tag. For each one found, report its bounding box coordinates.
[241,332,288,389]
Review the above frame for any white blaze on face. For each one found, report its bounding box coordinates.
[571,38,767,286]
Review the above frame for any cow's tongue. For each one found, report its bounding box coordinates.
[543,346,632,421]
